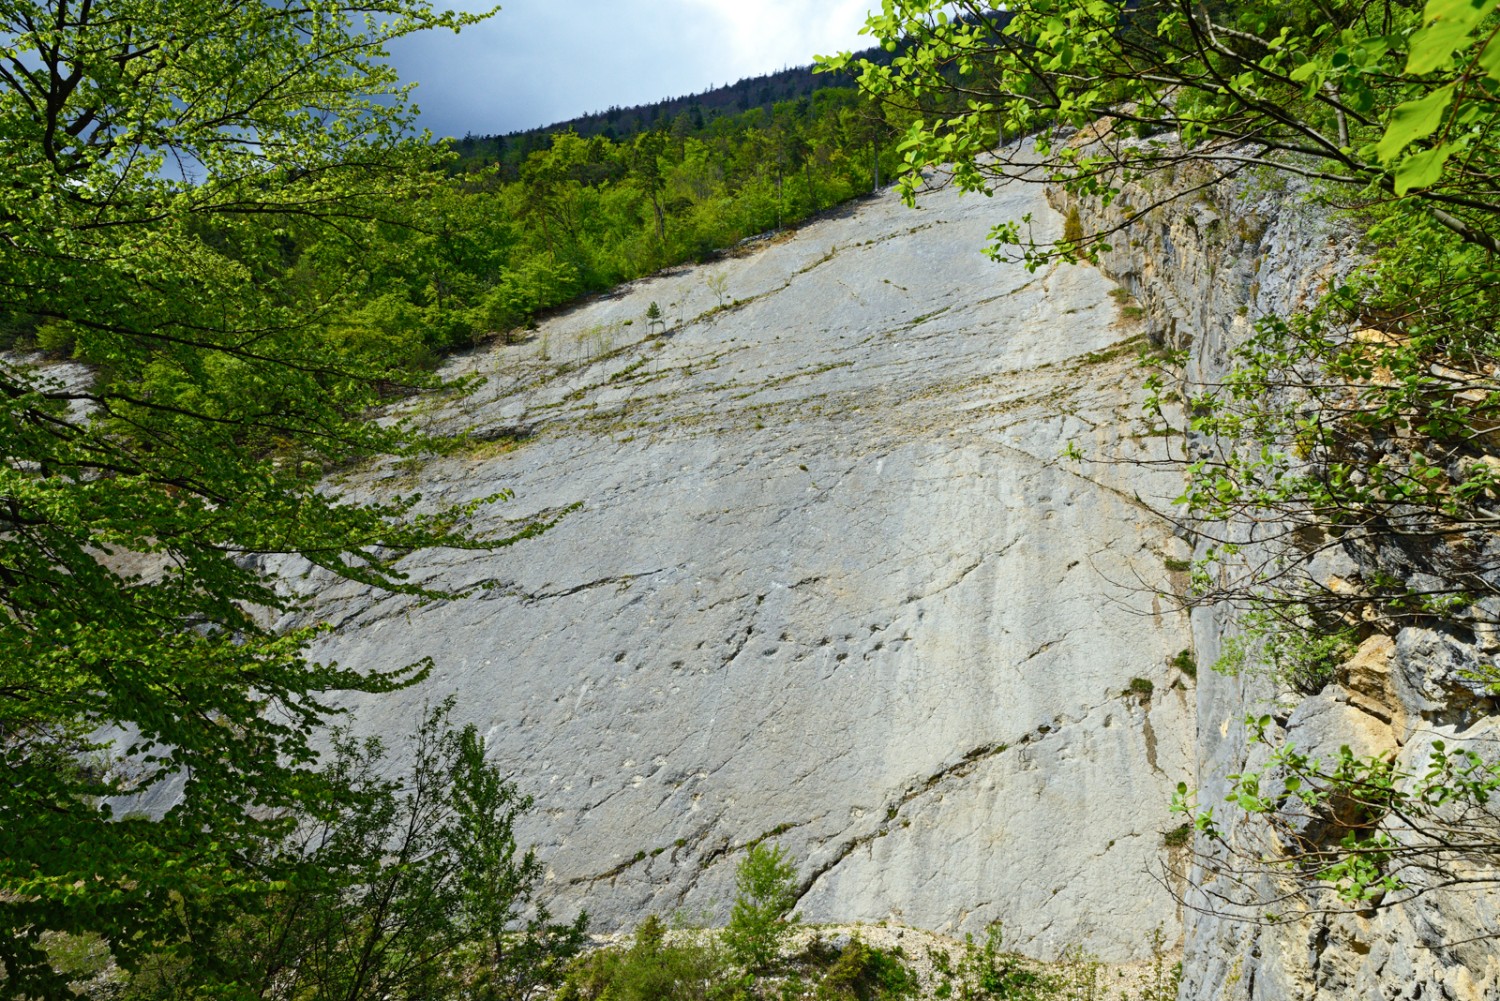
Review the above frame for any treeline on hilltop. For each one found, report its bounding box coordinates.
[447,49,892,176]
[17,85,900,374]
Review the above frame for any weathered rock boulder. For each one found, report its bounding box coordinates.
[283,177,1197,961]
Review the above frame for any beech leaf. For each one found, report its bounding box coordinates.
[1377,85,1455,162]
[1478,34,1500,79]
[1289,61,1321,83]
[1395,144,1455,194]
[1406,0,1498,73]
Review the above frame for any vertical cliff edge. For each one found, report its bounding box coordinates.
[1056,163,1500,998]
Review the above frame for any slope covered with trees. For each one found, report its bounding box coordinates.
[379,86,900,360]
[447,51,892,173]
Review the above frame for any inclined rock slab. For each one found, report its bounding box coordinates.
[283,173,1195,962]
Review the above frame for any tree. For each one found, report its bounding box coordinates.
[0,1,549,992]
[553,916,732,1001]
[630,129,672,254]
[821,0,1500,259]
[126,700,586,1001]
[705,272,730,307]
[722,843,800,974]
[822,0,1500,929]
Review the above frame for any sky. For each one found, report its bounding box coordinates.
[386,1,878,140]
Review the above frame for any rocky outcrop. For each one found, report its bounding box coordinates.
[282,177,1198,961]
[1056,162,1500,998]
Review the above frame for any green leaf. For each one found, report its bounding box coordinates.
[1395,144,1455,193]
[1377,86,1455,162]
[1478,33,1500,79]
[1289,60,1322,83]
[1406,0,1499,73]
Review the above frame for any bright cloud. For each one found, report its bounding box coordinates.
[682,0,874,69]
[388,1,877,139]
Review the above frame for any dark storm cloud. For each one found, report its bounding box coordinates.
[387,1,873,139]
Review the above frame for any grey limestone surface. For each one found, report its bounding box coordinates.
[1063,153,1500,999]
[281,174,1196,962]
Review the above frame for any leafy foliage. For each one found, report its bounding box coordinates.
[810,938,918,1001]
[1175,719,1500,908]
[556,916,738,1001]
[0,1,559,991]
[948,925,1050,1001]
[1210,607,1358,696]
[820,0,1500,261]
[123,700,585,1001]
[556,920,921,1001]
[724,843,802,974]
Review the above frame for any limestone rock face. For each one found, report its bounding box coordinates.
[288,177,1195,961]
[1059,162,1500,999]
[1393,625,1497,727]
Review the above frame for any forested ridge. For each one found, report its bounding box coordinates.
[7,83,900,375]
[446,50,893,175]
